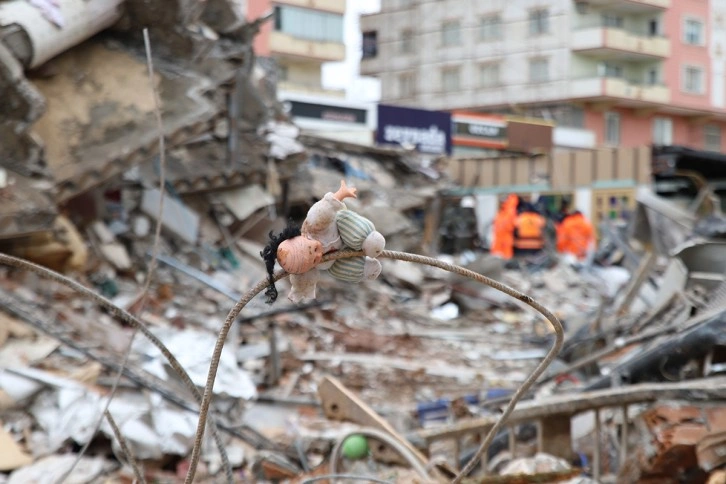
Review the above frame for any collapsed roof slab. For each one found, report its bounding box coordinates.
[28,40,218,202]
[0,169,56,240]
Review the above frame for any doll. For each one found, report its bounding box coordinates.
[261,180,386,304]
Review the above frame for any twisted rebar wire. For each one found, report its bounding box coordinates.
[184,250,564,483]
[0,252,231,481]
[105,410,146,483]
[60,27,227,483]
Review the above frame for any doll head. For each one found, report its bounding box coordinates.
[277,236,323,274]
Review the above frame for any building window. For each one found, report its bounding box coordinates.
[400,29,414,53]
[479,62,500,87]
[529,8,549,36]
[362,31,378,58]
[684,18,704,45]
[529,58,549,83]
[398,73,416,97]
[598,61,624,78]
[646,68,659,85]
[648,18,660,36]
[559,105,585,128]
[442,20,462,46]
[704,125,722,151]
[278,65,288,81]
[602,14,624,29]
[604,112,620,146]
[275,5,343,43]
[479,14,502,41]
[652,117,673,146]
[441,66,461,91]
[683,65,705,94]
[274,7,282,30]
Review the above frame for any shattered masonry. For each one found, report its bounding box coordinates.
[2,0,726,483]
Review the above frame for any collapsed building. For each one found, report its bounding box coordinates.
[0,0,306,271]
[4,2,726,483]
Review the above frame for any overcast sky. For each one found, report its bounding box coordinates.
[322,0,381,104]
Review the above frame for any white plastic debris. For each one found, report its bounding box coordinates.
[430,302,460,321]
[8,454,108,484]
[133,327,257,400]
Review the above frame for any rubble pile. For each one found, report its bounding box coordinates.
[2,176,724,483]
[1,2,726,484]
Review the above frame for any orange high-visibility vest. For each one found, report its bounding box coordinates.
[513,212,545,250]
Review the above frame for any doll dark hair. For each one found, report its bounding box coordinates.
[260,221,301,304]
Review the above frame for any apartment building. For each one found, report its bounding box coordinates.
[246,1,379,143]
[247,0,346,97]
[360,0,726,152]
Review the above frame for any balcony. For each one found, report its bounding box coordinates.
[571,77,670,106]
[573,27,670,60]
[274,0,345,14]
[278,81,346,98]
[269,31,345,62]
[575,0,669,11]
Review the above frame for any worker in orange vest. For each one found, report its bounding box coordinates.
[513,203,546,256]
[491,194,518,259]
[556,210,595,260]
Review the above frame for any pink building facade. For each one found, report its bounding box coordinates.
[583,0,726,151]
[361,0,726,153]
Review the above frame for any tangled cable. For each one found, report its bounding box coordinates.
[184,249,564,483]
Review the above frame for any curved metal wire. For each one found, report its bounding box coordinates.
[184,250,564,483]
[0,253,232,483]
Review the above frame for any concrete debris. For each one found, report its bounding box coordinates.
[7,454,110,484]
[0,2,726,482]
[619,403,726,483]
[133,326,257,400]
[141,188,201,245]
[0,171,723,483]
[499,452,573,475]
[0,425,31,471]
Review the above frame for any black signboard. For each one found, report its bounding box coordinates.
[453,120,507,140]
[289,101,367,125]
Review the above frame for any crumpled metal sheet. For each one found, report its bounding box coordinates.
[692,214,726,240]
[631,189,696,256]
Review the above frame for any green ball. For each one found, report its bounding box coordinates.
[341,435,369,460]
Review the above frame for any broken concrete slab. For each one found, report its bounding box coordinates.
[141,188,200,245]
[0,425,32,471]
[28,41,218,202]
[218,184,275,222]
[7,454,110,484]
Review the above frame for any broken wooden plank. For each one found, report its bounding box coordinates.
[416,376,726,444]
[538,416,571,460]
[317,376,430,468]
